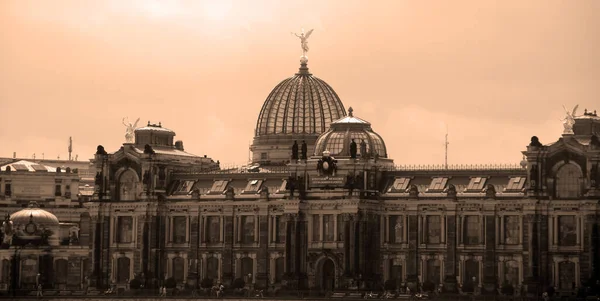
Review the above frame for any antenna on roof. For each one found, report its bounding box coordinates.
[42,153,45,160]
[68,136,73,161]
[444,124,449,170]
[33,153,36,160]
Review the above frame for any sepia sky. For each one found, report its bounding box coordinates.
[1,0,599,166]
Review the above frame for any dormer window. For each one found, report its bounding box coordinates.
[427,177,448,192]
[466,177,487,192]
[505,177,526,192]
[243,179,263,193]
[278,179,288,192]
[176,180,195,194]
[209,180,229,194]
[388,177,411,193]
[12,164,28,172]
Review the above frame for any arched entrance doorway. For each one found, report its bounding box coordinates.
[319,258,335,291]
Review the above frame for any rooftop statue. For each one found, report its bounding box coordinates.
[293,28,314,59]
[561,105,578,134]
[123,117,140,143]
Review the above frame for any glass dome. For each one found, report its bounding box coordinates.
[314,107,387,158]
[254,63,346,137]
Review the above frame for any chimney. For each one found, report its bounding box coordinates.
[174,140,184,151]
[13,152,16,159]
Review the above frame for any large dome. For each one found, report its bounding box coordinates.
[255,63,346,136]
[251,61,347,165]
[315,107,388,158]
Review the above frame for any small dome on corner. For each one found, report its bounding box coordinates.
[314,107,388,158]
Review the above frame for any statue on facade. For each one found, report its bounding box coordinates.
[349,139,357,159]
[123,117,140,143]
[1,214,14,246]
[292,28,314,58]
[561,105,578,134]
[291,141,299,161]
[286,175,297,198]
[301,140,308,160]
[529,136,543,147]
[360,139,368,159]
[96,145,107,155]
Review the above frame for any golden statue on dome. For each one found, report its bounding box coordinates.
[293,28,314,62]
[123,117,140,143]
[561,104,578,135]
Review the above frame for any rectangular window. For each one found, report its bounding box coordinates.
[558,215,577,246]
[4,184,10,196]
[323,215,334,241]
[55,185,62,196]
[389,215,403,243]
[426,215,441,244]
[206,216,220,243]
[172,216,187,244]
[503,216,520,245]
[242,216,255,243]
[276,216,286,243]
[337,215,344,241]
[463,215,480,245]
[428,177,448,191]
[312,215,320,241]
[116,216,133,243]
[261,153,268,160]
[388,177,410,192]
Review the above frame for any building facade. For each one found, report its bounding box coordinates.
[1,55,599,297]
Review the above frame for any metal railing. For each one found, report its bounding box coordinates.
[384,163,525,172]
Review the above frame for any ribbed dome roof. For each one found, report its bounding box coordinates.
[255,62,346,136]
[315,107,387,158]
[10,202,60,227]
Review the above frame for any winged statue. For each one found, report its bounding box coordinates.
[293,28,314,57]
[123,117,140,143]
[561,104,578,134]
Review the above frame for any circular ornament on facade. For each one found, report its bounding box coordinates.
[25,222,37,235]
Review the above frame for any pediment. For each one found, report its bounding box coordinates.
[111,147,143,163]
[546,137,585,156]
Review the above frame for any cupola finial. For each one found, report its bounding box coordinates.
[348,107,353,117]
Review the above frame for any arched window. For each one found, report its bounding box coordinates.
[426,259,440,284]
[55,259,69,284]
[275,257,285,283]
[558,261,576,290]
[172,257,185,282]
[464,259,479,286]
[241,257,253,282]
[556,164,582,199]
[116,257,131,283]
[1,259,9,283]
[503,261,519,286]
[206,257,219,280]
[389,259,403,282]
